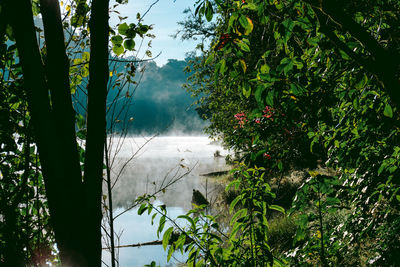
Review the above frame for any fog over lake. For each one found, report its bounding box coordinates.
[102,136,229,266]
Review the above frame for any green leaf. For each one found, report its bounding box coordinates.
[194,2,204,16]
[167,245,174,262]
[205,1,213,22]
[82,51,90,62]
[355,74,368,89]
[158,216,166,237]
[290,83,305,96]
[325,197,340,206]
[278,161,283,171]
[175,234,186,253]
[226,179,240,191]
[293,58,303,69]
[162,227,174,250]
[384,104,393,118]
[228,13,238,29]
[178,215,196,230]
[239,15,249,30]
[270,205,285,213]
[279,57,294,75]
[239,59,247,73]
[126,24,137,38]
[118,23,129,35]
[260,64,270,74]
[219,58,226,74]
[123,39,135,50]
[151,213,157,225]
[339,50,350,60]
[81,66,89,77]
[230,195,241,213]
[243,3,257,10]
[265,90,274,106]
[242,84,251,98]
[334,140,340,148]
[378,162,387,175]
[255,85,265,107]
[138,203,147,215]
[111,35,123,45]
[236,40,250,52]
[112,44,124,56]
[231,208,247,225]
[282,19,295,42]
[244,17,254,35]
[205,53,214,65]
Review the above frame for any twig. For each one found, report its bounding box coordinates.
[102,240,162,249]
[108,51,161,63]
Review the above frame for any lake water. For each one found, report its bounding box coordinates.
[102,136,229,267]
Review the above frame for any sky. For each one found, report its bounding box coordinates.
[110,0,200,66]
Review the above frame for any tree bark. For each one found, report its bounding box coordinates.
[39,0,88,265]
[8,0,110,265]
[83,0,110,265]
[306,0,400,107]
[8,0,88,264]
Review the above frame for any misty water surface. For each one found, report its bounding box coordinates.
[102,136,229,266]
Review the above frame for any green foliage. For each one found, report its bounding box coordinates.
[289,172,342,265]
[142,165,285,266]
[111,20,152,56]
[182,0,400,265]
[0,0,156,264]
[0,34,55,265]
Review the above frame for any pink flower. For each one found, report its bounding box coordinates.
[263,153,271,159]
[234,112,248,128]
[263,106,272,113]
[263,106,274,120]
[234,112,246,120]
[254,118,261,124]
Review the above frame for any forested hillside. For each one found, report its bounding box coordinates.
[73,58,206,135]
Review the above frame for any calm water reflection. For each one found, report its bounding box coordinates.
[102,136,229,266]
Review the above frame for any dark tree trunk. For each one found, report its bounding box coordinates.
[38,0,88,265]
[83,0,110,264]
[306,0,400,107]
[7,0,110,265]
[3,203,24,266]
[9,0,87,265]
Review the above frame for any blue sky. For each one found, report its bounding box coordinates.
[110,0,199,66]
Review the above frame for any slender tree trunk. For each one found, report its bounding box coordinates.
[38,0,87,265]
[83,0,110,264]
[105,141,117,267]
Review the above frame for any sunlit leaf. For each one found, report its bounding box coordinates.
[236,40,250,52]
[118,22,129,35]
[239,59,247,73]
[112,44,124,56]
[384,104,393,118]
[162,227,174,250]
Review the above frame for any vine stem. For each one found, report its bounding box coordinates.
[317,180,327,266]
[104,137,116,267]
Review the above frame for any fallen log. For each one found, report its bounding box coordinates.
[200,170,229,177]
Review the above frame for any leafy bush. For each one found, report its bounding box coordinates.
[141,165,285,267]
